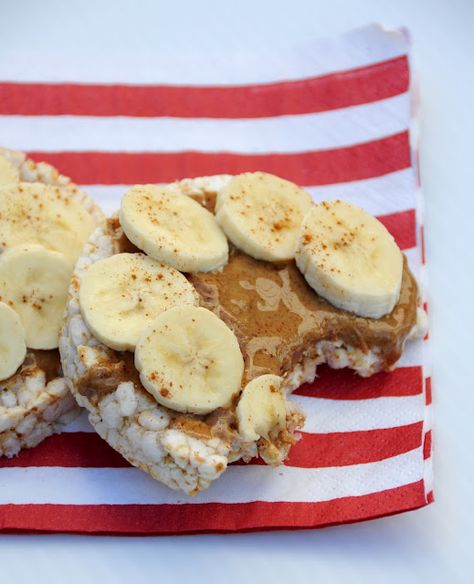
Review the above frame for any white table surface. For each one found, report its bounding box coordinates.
[1,0,473,582]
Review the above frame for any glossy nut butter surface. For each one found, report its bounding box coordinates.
[189,248,417,383]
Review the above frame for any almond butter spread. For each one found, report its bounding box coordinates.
[77,350,140,404]
[189,248,417,383]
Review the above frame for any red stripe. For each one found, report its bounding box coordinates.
[426,490,434,504]
[26,131,410,186]
[0,481,426,534]
[420,225,426,264]
[286,423,422,468]
[0,57,408,119]
[423,430,432,460]
[3,421,422,470]
[423,302,429,341]
[0,432,127,469]
[425,377,432,406]
[295,365,423,399]
[378,208,416,250]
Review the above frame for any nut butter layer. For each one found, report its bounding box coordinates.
[190,249,418,382]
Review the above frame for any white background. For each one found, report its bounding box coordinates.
[0,0,473,582]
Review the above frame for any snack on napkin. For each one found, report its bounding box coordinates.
[60,173,426,495]
[0,147,104,457]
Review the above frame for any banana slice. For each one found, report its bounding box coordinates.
[0,182,97,263]
[0,245,71,349]
[0,301,27,381]
[0,156,20,188]
[215,172,312,262]
[295,200,403,319]
[120,185,228,272]
[135,306,244,414]
[79,253,199,351]
[236,374,286,442]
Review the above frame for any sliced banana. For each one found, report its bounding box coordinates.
[295,200,403,319]
[215,172,312,262]
[0,156,20,188]
[120,185,228,272]
[135,306,244,414]
[79,253,199,351]
[236,374,286,442]
[0,301,27,381]
[0,244,71,349]
[0,182,97,263]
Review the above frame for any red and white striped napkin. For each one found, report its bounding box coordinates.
[0,24,432,534]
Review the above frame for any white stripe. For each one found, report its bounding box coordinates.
[62,411,94,433]
[84,186,124,216]
[423,404,433,433]
[65,390,424,436]
[292,394,424,433]
[419,262,429,298]
[423,457,434,497]
[84,168,417,217]
[0,94,409,153]
[0,24,408,84]
[422,336,432,378]
[0,447,422,505]
[405,246,421,277]
[397,338,423,368]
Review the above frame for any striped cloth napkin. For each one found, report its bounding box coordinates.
[0,24,432,534]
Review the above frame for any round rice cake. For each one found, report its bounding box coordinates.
[0,147,104,457]
[59,176,305,495]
